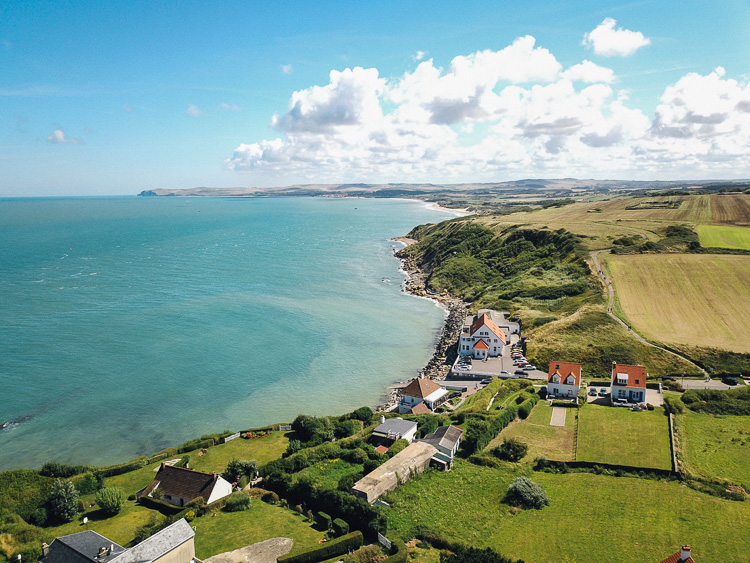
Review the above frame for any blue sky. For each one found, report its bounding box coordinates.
[2,1,749,195]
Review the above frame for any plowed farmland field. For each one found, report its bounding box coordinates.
[604,254,750,353]
[710,194,750,225]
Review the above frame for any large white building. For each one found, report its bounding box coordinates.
[458,310,518,359]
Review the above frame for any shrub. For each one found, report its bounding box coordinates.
[225,492,251,512]
[286,440,302,456]
[316,511,332,530]
[387,439,409,458]
[75,472,103,495]
[95,487,125,516]
[222,459,258,483]
[332,517,349,536]
[382,539,408,563]
[663,395,686,414]
[40,462,93,478]
[277,531,364,563]
[127,494,136,501]
[504,476,550,509]
[440,545,522,563]
[261,491,280,504]
[174,456,190,468]
[491,438,528,462]
[348,406,374,423]
[337,473,362,492]
[47,479,79,523]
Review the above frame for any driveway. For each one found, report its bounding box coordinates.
[205,538,293,563]
[679,378,743,391]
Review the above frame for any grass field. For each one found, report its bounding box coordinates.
[577,404,672,470]
[386,459,750,562]
[487,403,576,462]
[604,254,750,353]
[193,499,325,559]
[678,411,750,487]
[696,225,750,250]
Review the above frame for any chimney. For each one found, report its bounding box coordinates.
[380,415,385,424]
[680,545,691,561]
[41,543,49,557]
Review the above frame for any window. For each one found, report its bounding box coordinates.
[619,390,626,397]
[635,379,639,385]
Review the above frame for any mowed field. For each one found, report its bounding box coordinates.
[710,193,750,225]
[604,254,750,353]
[577,404,672,470]
[696,225,750,250]
[487,403,576,462]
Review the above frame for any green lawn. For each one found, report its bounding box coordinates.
[487,403,576,462]
[193,500,325,559]
[678,411,750,486]
[386,459,750,563]
[577,404,672,470]
[696,224,750,250]
[105,431,290,496]
[292,459,364,490]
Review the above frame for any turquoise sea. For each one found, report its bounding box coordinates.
[0,196,453,470]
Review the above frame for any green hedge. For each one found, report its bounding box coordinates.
[518,395,539,419]
[277,531,363,563]
[96,458,148,478]
[332,518,349,536]
[663,395,686,414]
[383,539,408,563]
[461,404,519,455]
[137,495,183,514]
[316,511,332,530]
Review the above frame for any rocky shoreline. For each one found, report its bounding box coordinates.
[376,238,470,412]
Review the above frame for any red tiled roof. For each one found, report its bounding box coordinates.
[374,445,389,455]
[659,547,695,563]
[473,339,490,350]
[409,402,432,414]
[547,361,582,385]
[401,377,443,399]
[145,464,222,503]
[611,363,647,388]
[469,313,506,344]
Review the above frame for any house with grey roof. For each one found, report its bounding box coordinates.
[420,425,463,469]
[40,518,197,563]
[371,416,418,444]
[138,464,232,507]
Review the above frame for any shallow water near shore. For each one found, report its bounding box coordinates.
[0,196,453,470]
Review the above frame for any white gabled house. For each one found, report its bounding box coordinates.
[458,310,508,359]
[398,377,449,414]
[610,362,648,405]
[372,416,418,443]
[547,361,582,399]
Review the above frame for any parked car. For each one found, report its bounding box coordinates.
[514,369,528,376]
[589,387,598,396]
[598,388,608,396]
[500,370,510,376]
[723,377,739,386]
[496,405,504,410]
[662,376,676,381]
[525,365,537,371]
[449,391,461,399]
[481,378,491,384]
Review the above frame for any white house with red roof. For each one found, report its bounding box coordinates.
[610,362,648,405]
[458,310,510,359]
[547,361,582,399]
[398,376,449,414]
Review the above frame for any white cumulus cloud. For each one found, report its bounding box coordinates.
[583,18,650,57]
[187,104,203,117]
[225,36,750,181]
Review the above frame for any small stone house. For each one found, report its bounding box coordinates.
[139,463,232,507]
[547,361,582,399]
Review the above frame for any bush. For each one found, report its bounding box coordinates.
[225,492,252,512]
[75,472,103,495]
[174,456,190,468]
[286,439,302,456]
[348,406,374,424]
[663,395,686,414]
[277,531,364,563]
[461,405,519,455]
[40,462,93,478]
[440,545,522,563]
[337,472,362,492]
[387,439,409,458]
[332,517,349,536]
[316,511,332,530]
[491,438,528,462]
[95,487,125,516]
[222,459,258,483]
[47,479,79,523]
[504,476,550,509]
[383,539,408,563]
[261,491,280,504]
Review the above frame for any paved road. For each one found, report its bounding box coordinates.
[590,250,708,377]
[679,378,744,390]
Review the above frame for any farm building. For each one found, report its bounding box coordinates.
[351,441,438,503]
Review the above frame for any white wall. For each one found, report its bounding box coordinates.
[547,382,579,398]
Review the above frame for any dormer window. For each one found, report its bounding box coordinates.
[566,376,575,385]
[552,375,560,383]
[615,373,628,385]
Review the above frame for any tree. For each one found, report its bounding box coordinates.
[286,439,302,456]
[491,438,528,462]
[95,487,125,516]
[222,458,257,483]
[504,476,549,509]
[47,479,80,522]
